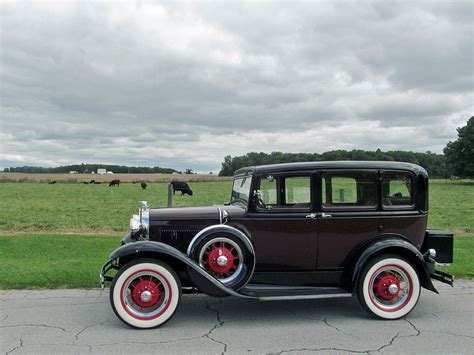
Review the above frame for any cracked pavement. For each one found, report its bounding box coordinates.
[1,280,473,354]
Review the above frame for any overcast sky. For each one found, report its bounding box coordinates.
[0,1,472,172]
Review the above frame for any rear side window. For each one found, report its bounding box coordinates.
[322,172,376,209]
[382,173,414,208]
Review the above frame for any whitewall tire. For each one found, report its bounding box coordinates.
[110,259,181,328]
[357,255,421,320]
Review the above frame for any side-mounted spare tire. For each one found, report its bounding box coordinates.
[189,228,255,290]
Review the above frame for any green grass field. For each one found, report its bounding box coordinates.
[0,179,472,288]
[0,181,232,233]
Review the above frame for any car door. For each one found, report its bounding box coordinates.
[244,172,318,271]
[317,169,380,268]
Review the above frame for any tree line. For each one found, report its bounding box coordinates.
[219,117,473,178]
[4,164,177,174]
[218,150,449,177]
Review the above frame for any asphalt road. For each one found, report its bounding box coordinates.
[1,280,473,354]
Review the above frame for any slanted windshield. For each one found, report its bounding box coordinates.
[231,175,252,205]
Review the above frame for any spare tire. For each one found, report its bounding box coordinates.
[189,232,254,290]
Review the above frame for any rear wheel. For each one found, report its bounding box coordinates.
[357,254,420,320]
[110,259,181,328]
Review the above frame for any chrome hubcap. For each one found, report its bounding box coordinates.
[388,284,399,295]
[217,255,228,266]
[140,290,152,302]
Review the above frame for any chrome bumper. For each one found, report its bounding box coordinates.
[99,259,117,289]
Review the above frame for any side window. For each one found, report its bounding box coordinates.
[382,173,414,208]
[322,172,376,209]
[284,176,311,207]
[259,175,277,205]
[256,175,312,210]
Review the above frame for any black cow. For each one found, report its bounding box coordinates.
[90,180,95,184]
[109,179,120,187]
[49,181,57,184]
[171,181,193,196]
[141,182,147,190]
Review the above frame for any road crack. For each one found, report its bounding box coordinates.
[205,300,228,355]
[6,337,23,355]
[0,323,67,332]
[73,320,107,344]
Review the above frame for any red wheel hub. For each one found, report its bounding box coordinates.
[374,273,400,301]
[202,242,238,277]
[130,277,162,308]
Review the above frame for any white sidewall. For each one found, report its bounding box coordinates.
[112,262,180,328]
[362,258,420,319]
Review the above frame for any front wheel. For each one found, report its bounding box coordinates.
[357,255,421,320]
[110,259,181,328]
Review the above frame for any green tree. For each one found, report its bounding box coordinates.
[444,117,474,178]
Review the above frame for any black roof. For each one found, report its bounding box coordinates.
[235,161,428,176]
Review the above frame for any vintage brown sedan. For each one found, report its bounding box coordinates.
[100,161,453,328]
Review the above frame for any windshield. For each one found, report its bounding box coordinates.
[231,175,252,205]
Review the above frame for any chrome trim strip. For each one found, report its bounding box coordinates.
[259,293,352,301]
[216,206,223,224]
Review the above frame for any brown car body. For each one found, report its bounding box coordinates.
[101,161,454,328]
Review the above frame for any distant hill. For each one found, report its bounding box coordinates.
[3,164,177,174]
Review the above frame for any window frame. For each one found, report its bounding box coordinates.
[320,169,378,212]
[380,171,416,211]
[254,172,314,213]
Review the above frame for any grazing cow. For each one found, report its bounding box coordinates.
[83,182,89,184]
[141,182,147,190]
[171,181,193,196]
[49,181,57,184]
[109,179,120,187]
[90,180,95,184]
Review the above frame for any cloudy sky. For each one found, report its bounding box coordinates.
[0,1,472,172]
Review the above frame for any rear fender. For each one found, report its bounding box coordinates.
[351,237,437,294]
[108,241,252,298]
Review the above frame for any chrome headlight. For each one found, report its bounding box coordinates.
[129,214,141,234]
[129,200,150,240]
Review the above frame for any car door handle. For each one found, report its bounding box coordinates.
[305,213,317,219]
[321,213,332,219]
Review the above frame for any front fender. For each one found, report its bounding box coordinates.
[352,238,437,294]
[107,241,253,299]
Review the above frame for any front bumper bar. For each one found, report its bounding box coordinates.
[99,259,118,289]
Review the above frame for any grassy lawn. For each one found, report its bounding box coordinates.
[0,234,121,289]
[0,181,232,233]
[0,233,471,289]
[0,179,472,288]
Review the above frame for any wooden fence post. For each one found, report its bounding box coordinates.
[167,183,173,208]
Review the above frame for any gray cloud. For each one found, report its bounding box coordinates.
[0,1,472,172]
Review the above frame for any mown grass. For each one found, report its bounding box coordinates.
[428,179,474,235]
[0,179,471,234]
[0,233,471,289]
[0,181,232,232]
[0,234,121,289]
[439,237,474,278]
[0,179,472,288]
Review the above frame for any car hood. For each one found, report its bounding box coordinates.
[149,205,246,222]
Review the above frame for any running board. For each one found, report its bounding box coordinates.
[239,284,352,301]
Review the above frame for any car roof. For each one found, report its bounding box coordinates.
[234,161,428,176]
